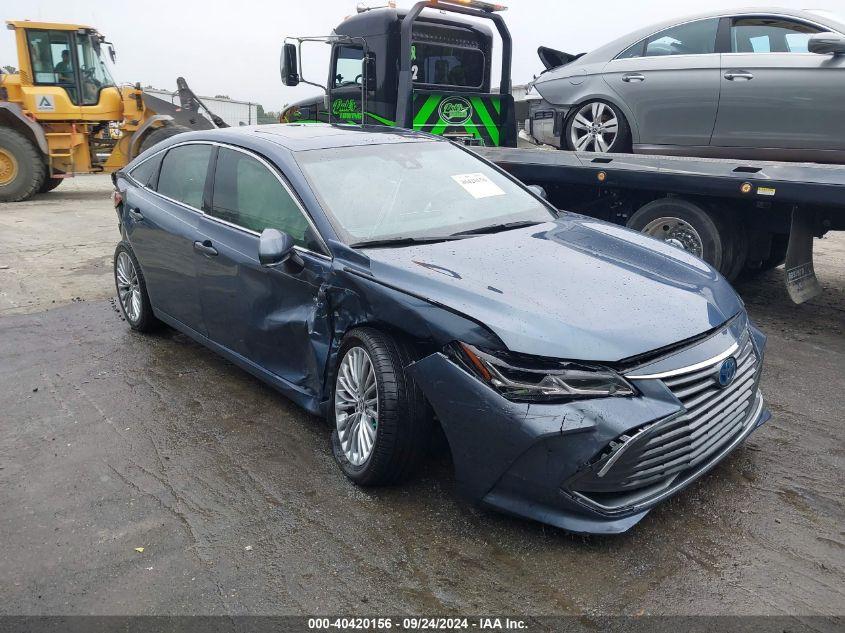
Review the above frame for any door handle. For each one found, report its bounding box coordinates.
[622,73,645,82]
[193,240,218,257]
[724,70,754,81]
[127,207,144,221]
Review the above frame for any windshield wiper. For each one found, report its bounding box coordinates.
[450,220,543,237]
[349,235,466,248]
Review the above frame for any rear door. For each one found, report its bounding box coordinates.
[602,18,722,147]
[711,16,845,151]
[123,143,211,333]
[194,145,331,394]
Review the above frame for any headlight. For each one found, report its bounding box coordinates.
[448,342,635,402]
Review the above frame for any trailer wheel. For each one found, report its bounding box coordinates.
[139,124,191,154]
[627,198,727,273]
[0,127,47,202]
[742,233,788,278]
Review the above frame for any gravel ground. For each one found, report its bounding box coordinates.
[0,175,842,624]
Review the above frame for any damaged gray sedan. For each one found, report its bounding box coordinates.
[112,123,769,534]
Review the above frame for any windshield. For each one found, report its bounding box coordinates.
[76,34,116,105]
[295,141,555,245]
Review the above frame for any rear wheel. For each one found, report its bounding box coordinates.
[139,124,191,154]
[330,328,431,486]
[114,242,159,332]
[627,198,730,275]
[564,100,631,153]
[0,127,46,202]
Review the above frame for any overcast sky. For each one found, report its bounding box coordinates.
[3,0,843,110]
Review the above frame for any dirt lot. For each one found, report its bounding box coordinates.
[1,176,843,623]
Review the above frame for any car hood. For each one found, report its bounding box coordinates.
[361,217,743,362]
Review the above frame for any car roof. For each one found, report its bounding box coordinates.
[191,123,438,152]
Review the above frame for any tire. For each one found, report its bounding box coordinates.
[39,177,63,193]
[741,232,788,279]
[138,124,191,154]
[722,215,748,282]
[627,198,730,274]
[564,100,631,153]
[330,327,431,486]
[0,127,47,202]
[113,242,159,333]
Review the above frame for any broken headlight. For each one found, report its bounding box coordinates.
[448,342,635,402]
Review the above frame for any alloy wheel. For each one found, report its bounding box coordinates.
[569,102,619,152]
[115,251,142,323]
[335,346,379,466]
[641,217,705,258]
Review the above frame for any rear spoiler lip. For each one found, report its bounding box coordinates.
[537,46,586,71]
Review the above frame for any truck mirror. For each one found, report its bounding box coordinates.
[363,54,377,91]
[281,43,300,87]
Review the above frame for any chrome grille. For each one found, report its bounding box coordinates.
[568,333,762,510]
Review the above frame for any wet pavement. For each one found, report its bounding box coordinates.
[0,176,843,619]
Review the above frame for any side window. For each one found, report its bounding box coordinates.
[128,153,163,190]
[157,144,212,209]
[211,148,318,250]
[26,29,78,103]
[333,46,364,88]
[731,18,822,53]
[643,18,719,57]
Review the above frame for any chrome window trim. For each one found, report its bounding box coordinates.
[125,139,333,261]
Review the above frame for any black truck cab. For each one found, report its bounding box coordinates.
[281,0,516,147]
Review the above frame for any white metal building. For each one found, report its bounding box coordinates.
[143,88,259,128]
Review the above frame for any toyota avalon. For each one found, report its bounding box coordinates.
[112,123,769,534]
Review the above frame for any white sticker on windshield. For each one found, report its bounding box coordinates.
[451,173,506,199]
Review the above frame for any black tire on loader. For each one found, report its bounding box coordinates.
[39,177,63,193]
[138,124,191,154]
[0,127,47,202]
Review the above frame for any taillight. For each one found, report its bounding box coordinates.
[112,190,123,208]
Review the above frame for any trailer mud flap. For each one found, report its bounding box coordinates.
[784,208,822,304]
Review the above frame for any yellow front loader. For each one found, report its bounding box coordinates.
[0,20,226,202]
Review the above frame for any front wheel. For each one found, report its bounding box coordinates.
[330,328,431,486]
[564,100,631,153]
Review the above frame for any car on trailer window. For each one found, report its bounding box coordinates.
[111,123,769,534]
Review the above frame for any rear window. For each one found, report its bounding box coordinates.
[412,43,484,88]
[128,153,163,189]
[157,144,212,209]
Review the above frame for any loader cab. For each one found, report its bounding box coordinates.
[281,0,516,147]
[9,21,123,120]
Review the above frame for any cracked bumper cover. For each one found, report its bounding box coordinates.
[406,340,770,535]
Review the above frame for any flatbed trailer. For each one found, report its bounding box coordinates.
[473,146,845,304]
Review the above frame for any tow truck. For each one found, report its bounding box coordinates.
[279,0,845,303]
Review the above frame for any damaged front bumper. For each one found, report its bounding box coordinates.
[406,323,770,535]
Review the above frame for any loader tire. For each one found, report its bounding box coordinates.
[39,177,63,193]
[0,127,47,202]
[139,124,191,154]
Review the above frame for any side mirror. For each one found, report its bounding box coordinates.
[808,32,845,55]
[108,45,117,63]
[281,43,300,86]
[527,184,548,200]
[363,54,377,91]
[259,228,297,266]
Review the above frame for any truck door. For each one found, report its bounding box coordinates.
[329,44,365,124]
[711,16,845,153]
[23,29,82,116]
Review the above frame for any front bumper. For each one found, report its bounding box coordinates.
[406,322,769,535]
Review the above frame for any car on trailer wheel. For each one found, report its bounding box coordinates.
[111,123,769,534]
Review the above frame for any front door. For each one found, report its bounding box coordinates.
[194,146,331,396]
[602,17,722,148]
[124,143,212,333]
[711,16,845,151]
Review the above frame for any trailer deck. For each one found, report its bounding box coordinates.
[473,146,845,303]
